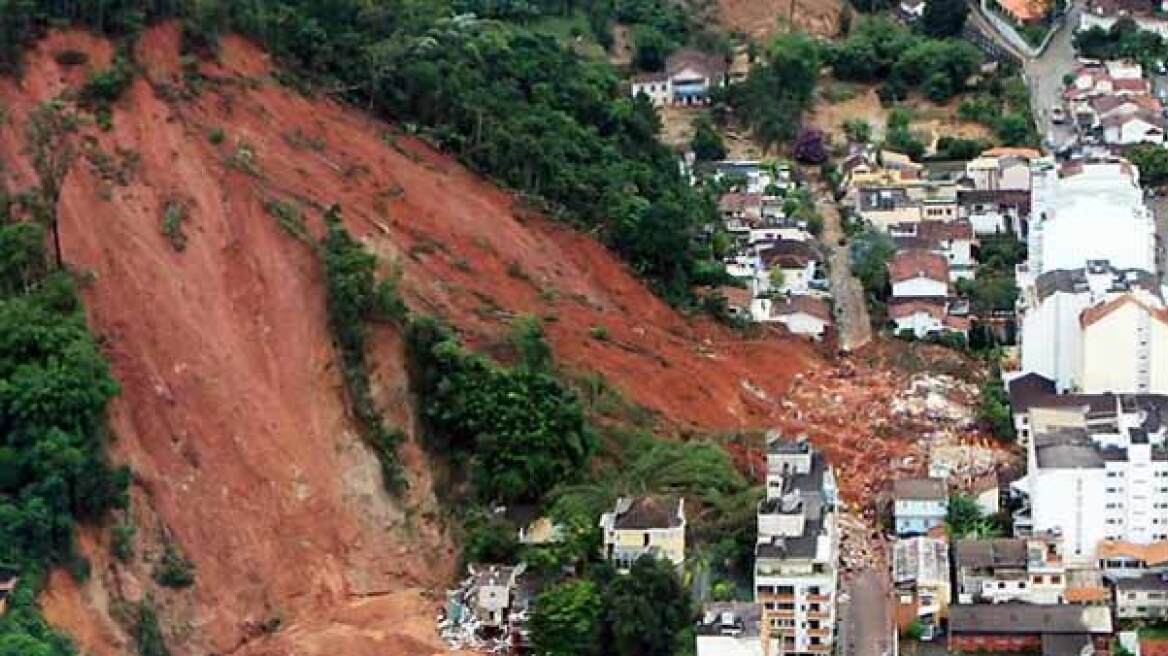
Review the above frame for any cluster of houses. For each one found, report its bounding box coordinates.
[1060,59,1166,150]
[1080,0,1168,39]
[713,160,836,341]
[841,146,1041,340]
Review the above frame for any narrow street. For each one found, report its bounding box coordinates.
[813,179,872,352]
[1022,1,1081,149]
[840,569,894,656]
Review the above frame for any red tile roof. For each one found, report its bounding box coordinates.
[770,294,833,322]
[1080,294,1168,329]
[888,249,949,284]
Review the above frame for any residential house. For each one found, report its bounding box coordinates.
[714,160,789,195]
[889,298,950,339]
[1102,110,1166,145]
[893,536,951,638]
[899,0,926,20]
[888,250,949,300]
[467,563,526,631]
[893,477,948,536]
[954,536,1067,604]
[752,294,833,340]
[754,434,839,655]
[1065,61,1150,102]
[630,49,727,106]
[1006,371,1058,444]
[947,604,1112,655]
[695,602,772,656]
[599,496,686,572]
[719,192,764,235]
[889,220,977,281]
[966,151,1034,192]
[1114,574,1168,619]
[957,189,1031,236]
[758,240,820,295]
[1080,0,1168,39]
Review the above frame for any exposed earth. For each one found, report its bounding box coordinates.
[717,0,843,40]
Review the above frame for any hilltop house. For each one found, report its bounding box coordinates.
[889,220,977,281]
[630,49,727,106]
[600,496,686,572]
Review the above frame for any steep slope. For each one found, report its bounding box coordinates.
[0,26,821,656]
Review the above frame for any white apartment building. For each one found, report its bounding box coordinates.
[954,535,1067,605]
[1024,161,1156,278]
[754,434,838,656]
[1021,395,1168,565]
[1019,263,1167,394]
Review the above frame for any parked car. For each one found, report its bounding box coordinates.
[1051,105,1067,124]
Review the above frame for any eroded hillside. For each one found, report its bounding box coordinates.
[0,26,822,656]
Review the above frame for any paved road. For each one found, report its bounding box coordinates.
[1023,1,1081,149]
[811,176,872,352]
[841,570,893,656]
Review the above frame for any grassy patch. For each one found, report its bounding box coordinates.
[160,199,189,252]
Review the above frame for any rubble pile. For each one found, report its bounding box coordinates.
[438,569,519,654]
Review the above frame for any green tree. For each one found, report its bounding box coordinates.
[691,117,726,162]
[923,0,969,38]
[995,113,1033,146]
[604,556,690,656]
[530,580,603,656]
[947,494,999,538]
[1128,142,1168,188]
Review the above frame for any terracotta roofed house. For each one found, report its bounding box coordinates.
[756,294,833,339]
[888,250,950,299]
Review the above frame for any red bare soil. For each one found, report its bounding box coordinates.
[0,25,823,655]
[718,0,842,40]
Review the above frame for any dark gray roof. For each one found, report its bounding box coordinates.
[767,435,811,455]
[949,604,1112,635]
[1100,446,1129,462]
[893,477,947,501]
[955,539,1028,570]
[1036,268,1089,300]
[756,516,822,560]
[1035,428,1105,469]
[1042,633,1092,656]
[1116,573,1168,592]
[612,496,683,530]
[1008,373,1056,413]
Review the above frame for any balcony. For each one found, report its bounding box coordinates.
[807,643,832,653]
[767,608,796,619]
[807,609,832,620]
[808,627,832,638]
[758,593,796,603]
[807,593,833,603]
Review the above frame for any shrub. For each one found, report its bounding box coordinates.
[135,600,172,656]
[152,542,195,589]
[160,199,188,252]
[207,127,225,145]
[589,325,609,341]
[53,50,89,67]
[112,523,135,562]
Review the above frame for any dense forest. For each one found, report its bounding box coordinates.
[1,0,730,305]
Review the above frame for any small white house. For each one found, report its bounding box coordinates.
[888,250,949,299]
[889,300,947,338]
[1102,111,1165,145]
[753,295,833,339]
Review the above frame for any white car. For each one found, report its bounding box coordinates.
[1051,105,1067,124]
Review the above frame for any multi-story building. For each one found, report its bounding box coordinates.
[1114,575,1168,619]
[599,496,686,572]
[1019,394,1168,565]
[893,477,948,536]
[893,536,951,638]
[954,535,1067,605]
[947,604,1112,655]
[754,434,838,655]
